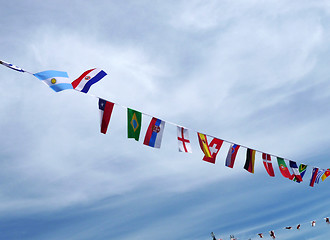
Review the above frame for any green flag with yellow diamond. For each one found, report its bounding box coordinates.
[127,108,142,141]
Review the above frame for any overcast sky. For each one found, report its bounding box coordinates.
[1,1,330,239]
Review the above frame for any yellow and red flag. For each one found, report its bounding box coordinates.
[322,169,330,181]
[197,133,212,159]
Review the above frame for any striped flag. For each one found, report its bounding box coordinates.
[225,144,240,168]
[197,133,212,158]
[72,68,107,93]
[244,148,256,173]
[98,98,115,134]
[33,70,73,92]
[310,167,319,187]
[143,117,165,148]
[315,169,325,184]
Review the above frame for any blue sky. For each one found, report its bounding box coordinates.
[1,1,330,239]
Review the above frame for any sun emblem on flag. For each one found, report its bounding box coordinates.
[130,113,139,132]
[152,125,160,133]
[51,78,57,84]
[85,76,91,81]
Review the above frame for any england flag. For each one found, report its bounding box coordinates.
[177,126,192,153]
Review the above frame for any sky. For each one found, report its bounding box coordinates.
[0,0,330,239]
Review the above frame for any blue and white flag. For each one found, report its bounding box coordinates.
[315,169,326,184]
[33,70,73,92]
[0,60,25,73]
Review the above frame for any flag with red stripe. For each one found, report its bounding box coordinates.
[98,98,114,134]
[225,144,240,168]
[72,68,107,93]
[143,117,165,148]
[244,148,256,173]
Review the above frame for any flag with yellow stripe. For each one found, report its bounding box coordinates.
[197,133,212,158]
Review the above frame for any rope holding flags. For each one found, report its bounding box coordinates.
[1,59,330,188]
[211,216,330,239]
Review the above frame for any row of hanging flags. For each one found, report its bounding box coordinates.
[1,60,330,188]
[211,217,330,239]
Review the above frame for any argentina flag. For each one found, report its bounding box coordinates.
[33,70,73,92]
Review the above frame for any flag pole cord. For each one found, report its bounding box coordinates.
[238,216,329,240]
[82,90,317,170]
[0,60,324,170]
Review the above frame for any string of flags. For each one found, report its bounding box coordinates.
[211,217,330,239]
[1,60,330,188]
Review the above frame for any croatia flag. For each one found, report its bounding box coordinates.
[72,68,107,93]
[98,98,114,134]
[225,144,240,168]
[143,117,165,148]
[177,127,192,153]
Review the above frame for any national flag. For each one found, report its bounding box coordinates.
[71,68,107,93]
[98,98,115,134]
[257,233,263,238]
[127,108,142,141]
[289,160,303,183]
[296,224,301,230]
[177,127,192,153]
[197,133,212,159]
[315,169,325,184]
[197,134,223,164]
[262,153,275,177]
[310,167,319,187]
[143,117,165,148]
[0,60,25,72]
[284,226,292,230]
[325,217,329,223]
[293,164,307,182]
[311,220,316,227]
[277,158,293,180]
[269,230,276,239]
[203,137,223,163]
[321,169,330,181]
[244,148,256,173]
[33,70,73,92]
[225,144,240,168]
